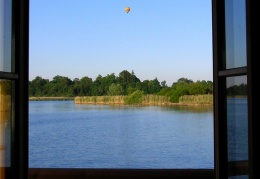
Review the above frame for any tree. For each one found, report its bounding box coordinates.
[138,80,149,94]
[148,78,161,94]
[79,76,92,96]
[161,80,167,88]
[29,76,49,96]
[28,73,213,98]
[48,75,73,96]
[107,83,123,96]
[72,78,80,96]
[118,70,141,94]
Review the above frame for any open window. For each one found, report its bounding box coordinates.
[0,0,29,178]
[0,0,257,178]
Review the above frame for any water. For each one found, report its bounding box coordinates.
[227,98,248,161]
[29,100,214,169]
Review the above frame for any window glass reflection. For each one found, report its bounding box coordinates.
[227,76,248,176]
[227,76,247,161]
[0,80,12,177]
[225,0,247,69]
[0,0,12,72]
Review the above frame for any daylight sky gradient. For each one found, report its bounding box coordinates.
[29,0,212,86]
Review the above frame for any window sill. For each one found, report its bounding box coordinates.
[28,168,215,179]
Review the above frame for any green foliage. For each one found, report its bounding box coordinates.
[148,78,161,94]
[29,76,49,96]
[163,78,214,102]
[137,80,149,94]
[107,83,123,96]
[79,76,93,96]
[157,87,171,96]
[126,86,136,95]
[161,80,168,88]
[29,72,214,100]
[168,88,189,102]
[124,90,143,105]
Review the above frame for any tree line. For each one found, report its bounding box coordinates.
[29,70,214,103]
[28,70,247,103]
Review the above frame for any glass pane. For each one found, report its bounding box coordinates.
[0,80,12,178]
[224,0,247,69]
[227,76,248,175]
[0,0,12,72]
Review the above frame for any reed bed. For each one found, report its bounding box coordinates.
[75,95,171,105]
[142,95,170,105]
[179,94,213,105]
[30,95,213,105]
[76,95,175,106]
[29,97,74,101]
[74,96,126,105]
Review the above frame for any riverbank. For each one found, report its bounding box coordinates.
[29,95,213,105]
[29,97,74,101]
[74,94,213,106]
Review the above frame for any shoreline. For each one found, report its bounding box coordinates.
[29,97,74,101]
[29,95,214,106]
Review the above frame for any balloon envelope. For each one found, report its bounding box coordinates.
[125,7,130,13]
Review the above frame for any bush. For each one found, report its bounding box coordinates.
[124,90,143,105]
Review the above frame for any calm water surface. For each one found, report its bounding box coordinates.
[29,100,214,169]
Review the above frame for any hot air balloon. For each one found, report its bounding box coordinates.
[125,7,130,13]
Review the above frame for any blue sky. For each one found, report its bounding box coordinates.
[29,0,212,86]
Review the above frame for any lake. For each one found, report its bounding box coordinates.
[29,100,214,169]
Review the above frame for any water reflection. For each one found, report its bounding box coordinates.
[163,105,213,113]
[30,100,214,168]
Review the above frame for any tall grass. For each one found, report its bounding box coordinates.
[29,97,74,101]
[179,94,213,105]
[74,96,125,105]
[142,95,170,105]
[75,95,213,106]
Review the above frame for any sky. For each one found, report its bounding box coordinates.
[29,0,213,86]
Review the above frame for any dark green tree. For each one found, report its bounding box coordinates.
[148,78,161,94]
[29,76,49,96]
[48,75,73,96]
[79,76,93,96]
[118,70,140,94]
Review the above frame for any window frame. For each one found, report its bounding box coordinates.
[13,0,29,178]
[213,0,256,178]
[0,0,29,178]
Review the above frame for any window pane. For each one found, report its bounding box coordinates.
[227,76,248,176]
[0,0,12,72]
[0,80,12,178]
[224,0,247,69]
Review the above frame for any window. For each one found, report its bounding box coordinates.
[29,0,214,170]
[213,0,256,178]
[0,0,13,178]
[1,0,257,178]
[0,0,29,178]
